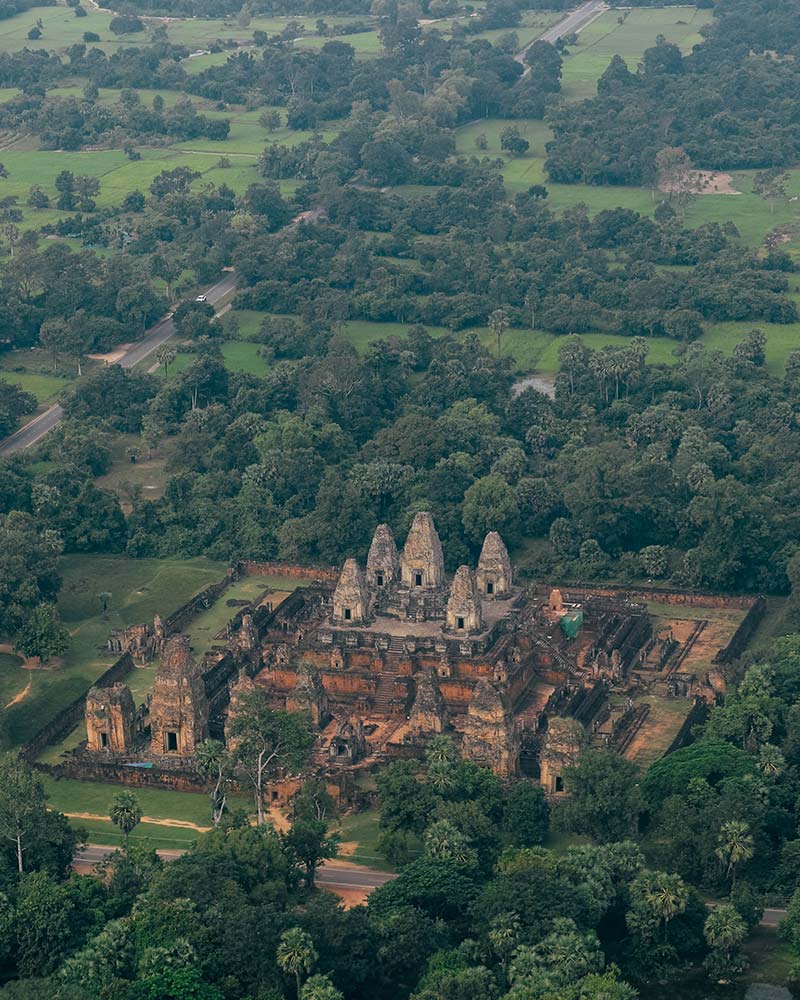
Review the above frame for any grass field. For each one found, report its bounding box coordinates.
[560,6,713,101]
[182,573,307,655]
[2,555,227,748]
[0,6,375,56]
[456,114,800,248]
[226,302,800,378]
[42,774,251,848]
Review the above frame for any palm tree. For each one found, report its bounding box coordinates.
[489,308,510,356]
[109,792,142,851]
[757,743,785,779]
[704,904,746,951]
[703,904,747,983]
[427,760,456,795]
[716,820,754,889]
[642,872,688,941]
[96,592,112,619]
[488,911,521,965]
[277,927,317,999]
[425,734,458,767]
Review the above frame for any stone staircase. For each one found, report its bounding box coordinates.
[371,638,405,713]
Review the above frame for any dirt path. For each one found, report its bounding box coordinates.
[4,678,31,709]
[65,811,212,833]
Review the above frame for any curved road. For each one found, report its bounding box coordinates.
[74,844,394,892]
[72,844,790,924]
[0,271,238,458]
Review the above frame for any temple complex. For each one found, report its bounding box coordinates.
[74,511,760,800]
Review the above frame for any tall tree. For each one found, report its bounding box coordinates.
[277,927,318,999]
[0,755,49,873]
[229,688,313,824]
[110,792,142,851]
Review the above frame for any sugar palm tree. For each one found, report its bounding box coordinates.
[277,927,317,999]
[642,871,688,941]
[109,792,142,851]
[715,820,754,889]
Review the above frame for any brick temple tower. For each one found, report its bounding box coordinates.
[149,635,209,756]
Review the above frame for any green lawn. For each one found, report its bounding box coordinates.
[183,573,307,656]
[560,6,713,101]
[335,808,421,871]
[0,370,68,406]
[3,555,227,749]
[42,774,252,849]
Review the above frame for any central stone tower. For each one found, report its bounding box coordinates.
[400,512,445,589]
[149,635,209,756]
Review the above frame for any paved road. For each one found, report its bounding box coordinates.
[762,908,787,928]
[0,271,238,459]
[516,0,608,69]
[74,844,395,891]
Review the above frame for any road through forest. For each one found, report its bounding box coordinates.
[0,270,237,458]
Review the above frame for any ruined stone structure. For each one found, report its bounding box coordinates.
[445,566,483,634]
[461,679,520,778]
[149,635,209,755]
[476,531,513,598]
[539,716,586,794]
[400,512,445,589]
[107,615,166,665]
[65,514,745,798]
[86,683,136,752]
[366,523,400,589]
[329,716,366,763]
[224,666,255,750]
[408,669,448,736]
[286,664,330,727]
[332,559,371,625]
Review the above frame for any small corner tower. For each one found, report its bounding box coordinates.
[400,512,445,589]
[86,683,136,752]
[149,635,209,756]
[445,565,483,633]
[366,523,400,589]
[476,531,513,598]
[332,558,371,624]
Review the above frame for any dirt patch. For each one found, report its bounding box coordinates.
[659,170,742,196]
[335,840,358,856]
[64,811,212,832]
[4,678,31,709]
[323,885,370,909]
[87,344,135,364]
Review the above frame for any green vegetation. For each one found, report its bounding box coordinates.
[560,7,713,101]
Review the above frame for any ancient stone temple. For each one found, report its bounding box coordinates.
[366,523,400,589]
[224,666,255,749]
[461,679,519,777]
[328,716,366,763]
[539,716,586,794]
[149,635,209,756]
[86,683,136,752]
[332,559,371,625]
[445,566,483,634]
[476,531,513,598]
[286,664,330,728]
[107,615,166,665]
[408,669,448,735]
[400,511,445,589]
